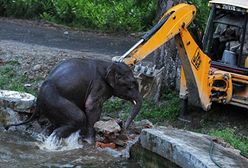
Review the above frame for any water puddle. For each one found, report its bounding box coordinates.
[0,128,141,167]
[0,108,179,168]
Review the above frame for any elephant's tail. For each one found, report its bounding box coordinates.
[4,101,40,130]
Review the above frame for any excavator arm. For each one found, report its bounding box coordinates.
[116,3,213,110]
[118,4,196,65]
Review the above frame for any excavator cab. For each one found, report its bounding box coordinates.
[200,0,248,109]
[203,0,248,70]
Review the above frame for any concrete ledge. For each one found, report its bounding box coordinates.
[139,127,248,168]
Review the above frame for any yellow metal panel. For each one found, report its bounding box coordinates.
[178,29,212,111]
[209,71,233,103]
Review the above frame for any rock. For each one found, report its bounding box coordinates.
[130,32,145,37]
[24,83,32,87]
[95,134,106,142]
[131,119,154,134]
[0,106,49,133]
[94,120,121,134]
[0,90,36,112]
[98,136,139,158]
[0,109,8,125]
[112,139,126,147]
[95,142,116,149]
[129,134,137,140]
[118,132,129,141]
[211,137,241,155]
[32,64,42,71]
[139,127,248,168]
[135,119,153,128]
[28,75,35,80]
[101,116,113,121]
[1,107,27,131]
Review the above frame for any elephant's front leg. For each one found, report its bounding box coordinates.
[84,95,103,144]
[84,81,111,144]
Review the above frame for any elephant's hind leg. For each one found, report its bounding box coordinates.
[40,84,87,139]
[51,98,87,139]
[53,125,78,138]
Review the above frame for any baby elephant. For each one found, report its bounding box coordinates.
[5,58,142,143]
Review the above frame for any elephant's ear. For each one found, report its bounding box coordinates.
[105,63,117,88]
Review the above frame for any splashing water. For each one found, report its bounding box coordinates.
[37,130,83,151]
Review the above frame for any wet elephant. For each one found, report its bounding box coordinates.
[36,58,142,143]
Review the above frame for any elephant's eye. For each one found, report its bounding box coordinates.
[128,81,137,89]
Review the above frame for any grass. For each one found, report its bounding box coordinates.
[103,90,180,123]
[209,128,248,157]
[0,60,36,95]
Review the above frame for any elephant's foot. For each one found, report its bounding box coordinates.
[81,127,95,144]
[53,125,77,139]
[82,135,95,144]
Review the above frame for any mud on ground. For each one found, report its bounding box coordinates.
[0,40,111,93]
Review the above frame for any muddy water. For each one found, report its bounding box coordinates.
[0,107,139,167]
[0,128,181,168]
[0,129,141,168]
[0,108,179,168]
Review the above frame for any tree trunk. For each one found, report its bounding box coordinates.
[154,0,185,93]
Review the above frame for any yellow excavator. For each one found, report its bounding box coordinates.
[115,0,248,113]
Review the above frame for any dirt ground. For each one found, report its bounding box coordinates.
[170,104,248,137]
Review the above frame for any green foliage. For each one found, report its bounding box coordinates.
[0,61,36,95]
[0,0,210,32]
[103,90,180,123]
[210,128,248,157]
[0,0,156,32]
[187,0,210,31]
[51,0,156,31]
[103,98,126,114]
[0,0,54,19]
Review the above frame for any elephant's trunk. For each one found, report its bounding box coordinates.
[125,94,143,129]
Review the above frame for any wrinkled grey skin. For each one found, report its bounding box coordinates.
[36,58,142,143]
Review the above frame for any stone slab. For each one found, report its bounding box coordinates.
[139,127,248,168]
[0,90,36,112]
